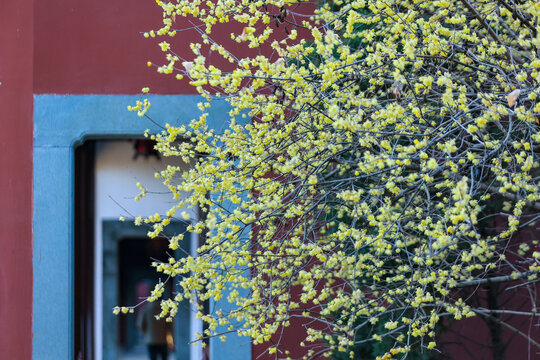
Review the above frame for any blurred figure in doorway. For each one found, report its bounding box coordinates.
[137,301,173,360]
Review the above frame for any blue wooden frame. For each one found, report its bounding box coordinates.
[32,94,251,360]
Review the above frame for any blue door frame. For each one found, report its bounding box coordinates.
[32,94,251,360]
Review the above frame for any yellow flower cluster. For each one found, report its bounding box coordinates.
[120,0,540,358]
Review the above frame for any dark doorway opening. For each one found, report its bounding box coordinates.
[117,237,172,353]
[102,220,191,360]
[75,140,96,360]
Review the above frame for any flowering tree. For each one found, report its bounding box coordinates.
[122,0,540,359]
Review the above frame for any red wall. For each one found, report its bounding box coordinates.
[0,0,34,358]
[33,0,187,94]
[32,0,303,95]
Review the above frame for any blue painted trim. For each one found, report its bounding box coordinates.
[33,94,233,147]
[32,95,250,360]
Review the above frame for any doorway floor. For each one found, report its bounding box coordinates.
[118,348,176,360]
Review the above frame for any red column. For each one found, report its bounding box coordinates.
[0,0,34,358]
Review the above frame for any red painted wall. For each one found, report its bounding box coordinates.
[34,0,186,94]
[32,0,309,95]
[33,0,250,95]
[0,0,34,358]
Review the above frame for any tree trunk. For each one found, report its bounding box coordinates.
[485,283,506,360]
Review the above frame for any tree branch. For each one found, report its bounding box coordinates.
[456,271,538,288]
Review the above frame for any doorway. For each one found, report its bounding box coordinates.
[75,139,197,360]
